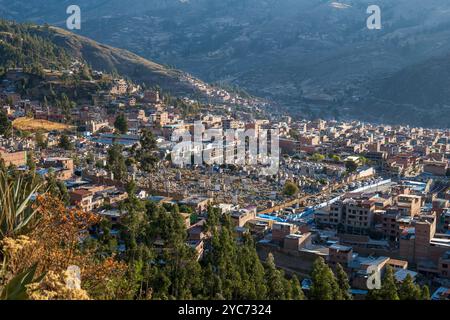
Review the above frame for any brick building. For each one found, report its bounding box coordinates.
[0,148,27,166]
[272,222,299,244]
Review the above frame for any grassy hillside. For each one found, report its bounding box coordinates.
[39,26,196,95]
[0,20,72,72]
[0,20,205,97]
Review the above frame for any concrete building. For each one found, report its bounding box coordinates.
[400,214,450,271]
[438,251,450,278]
[0,148,27,167]
[342,198,375,233]
[230,207,257,228]
[328,244,353,269]
[42,157,74,181]
[283,232,312,252]
[395,194,422,217]
[70,189,94,211]
[272,222,299,244]
[110,79,128,95]
[423,161,448,176]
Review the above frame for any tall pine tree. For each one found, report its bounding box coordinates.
[264,253,287,300]
[290,275,306,300]
[309,257,341,300]
[398,274,421,300]
[336,263,352,300]
[371,266,399,300]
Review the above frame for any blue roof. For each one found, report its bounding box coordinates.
[65,180,90,188]
[431,287,450,300]
[36,168,49,176]
[330,244,352,252]
[257,214,287,222]
[90,133,140,146]
[148,195,167,202]
[99,133,140,140]
[301,279,312,290]
[91,138,136,146]
[350,289,368,295]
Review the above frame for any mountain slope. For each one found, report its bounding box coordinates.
[375,54,450,107]
[39,26,196,96]
[0,21,73,71]
[353,54,450,128]
[0,20,209,98]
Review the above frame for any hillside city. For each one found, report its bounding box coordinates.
[0,18,449,302]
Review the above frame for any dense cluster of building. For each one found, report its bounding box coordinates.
[1,65,449,300]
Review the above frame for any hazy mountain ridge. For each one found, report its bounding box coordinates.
[1,0,450,126]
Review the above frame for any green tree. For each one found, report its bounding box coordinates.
[58,134,73,150]
[26,151,36,173]
[377,266,399,300]
[136,129,159,172]
[345,160,358,173]
[336,263,352,300]
[330,154,341,162]
[398,274,421,300]
[235,234,268,300]
[35,131,47,149]
[204,206,220,233]
[59,93,73,123]
[310,153,325,162]
[309,257,341,300]
[290,275,305,300]
[283,181,299,197]
[289,129,300,140]
[81,64,92,80]
[359,156,369,166]
[125,180,137,201]
[264,253,287,300]
[0,110,12,137]
[201,212,270,300]
[114,113,128,134]
[45,172,70,205]
[421,285,431,300]
[107,143,127,181]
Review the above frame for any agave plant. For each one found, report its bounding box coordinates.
[0,169,44,300]
[0,263,45,300]
[0,169,42,240]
